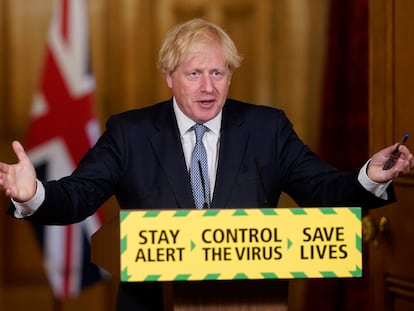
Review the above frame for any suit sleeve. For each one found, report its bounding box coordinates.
[274,111,396,209]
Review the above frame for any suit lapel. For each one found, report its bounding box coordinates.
[211,100,249,208]
[150,101,195,208]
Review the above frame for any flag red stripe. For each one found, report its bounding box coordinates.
[26,49,94,164]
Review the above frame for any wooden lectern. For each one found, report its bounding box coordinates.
[91,207,361,310]
[91,212,289,310]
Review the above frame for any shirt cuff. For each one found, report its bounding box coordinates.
[358,160,391,200]
[12,179,45,218]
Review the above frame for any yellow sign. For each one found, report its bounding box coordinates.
[120,208,362,282]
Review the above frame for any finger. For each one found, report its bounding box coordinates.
[385,144,399,154]
[403,153,414,170]
[398,145,412,156]
[0,161,8,174]
[396,146,414,166]
[393,155,413,174]
[0,169,10,192]
[11,140,29,163]
[4,188,13,198]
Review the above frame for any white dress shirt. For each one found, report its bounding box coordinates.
[173,98,221,201]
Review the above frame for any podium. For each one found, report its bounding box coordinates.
[91,208,362,310]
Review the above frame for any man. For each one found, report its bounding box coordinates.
[0,18,413,310]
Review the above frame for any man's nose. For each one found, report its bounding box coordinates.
[200,75,214,92]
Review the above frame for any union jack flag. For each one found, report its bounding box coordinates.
[25,0,106,299]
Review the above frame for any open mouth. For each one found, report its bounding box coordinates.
[198,99,215,105]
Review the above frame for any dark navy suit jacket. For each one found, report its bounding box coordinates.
[24,98,395,310]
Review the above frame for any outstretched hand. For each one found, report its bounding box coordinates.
[367,143,414,183]
[0,141,37,202]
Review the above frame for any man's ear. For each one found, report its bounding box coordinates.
[165,72,173,88]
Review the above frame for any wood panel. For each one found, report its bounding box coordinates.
[0,0,6,140]
[152,0,275,105]
[272,0,329,148]
[369,0,414,310]
[0,0,7,298]
[394,0,414,143]
[7,0,52,139]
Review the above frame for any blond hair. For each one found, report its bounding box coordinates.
[157,18,243,74]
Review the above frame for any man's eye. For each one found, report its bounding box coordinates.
[185,71,199,80]
[211,70,225,80]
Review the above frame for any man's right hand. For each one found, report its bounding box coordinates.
[0,141,37,202]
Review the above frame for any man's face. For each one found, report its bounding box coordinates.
[165,41,232,124]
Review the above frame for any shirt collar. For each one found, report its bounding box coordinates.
[173,97,222,136]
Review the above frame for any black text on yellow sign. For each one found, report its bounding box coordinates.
[120,208,362,282]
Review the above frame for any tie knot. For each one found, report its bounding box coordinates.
[193,124,207,142]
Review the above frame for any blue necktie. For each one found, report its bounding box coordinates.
[190,124,210,209]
